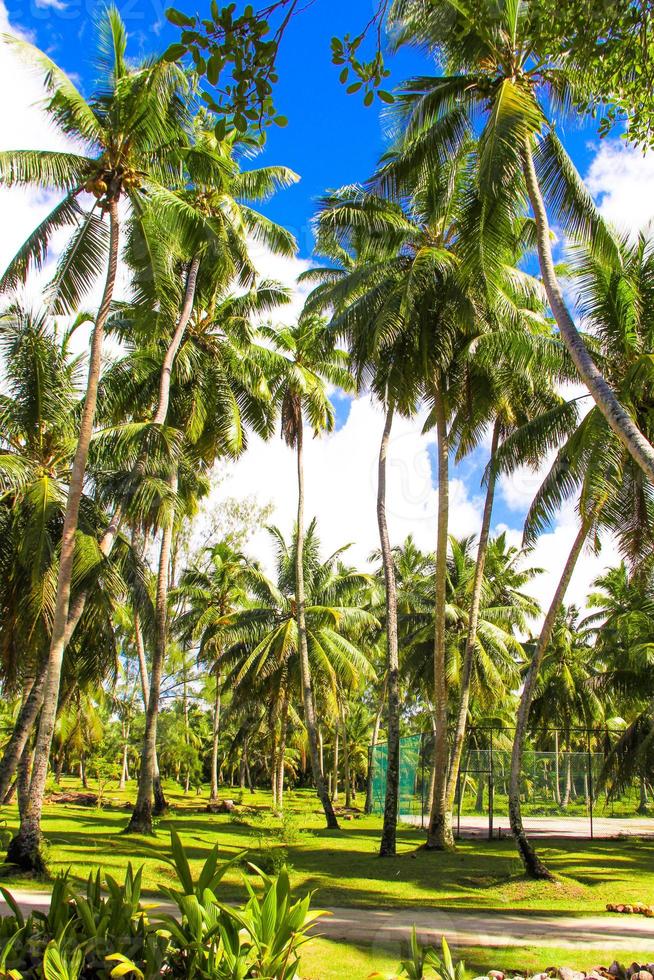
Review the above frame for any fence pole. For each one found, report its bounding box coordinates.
[456,771,462,839]
[420,732,425,830]
[587,730,594,840]
[489,728,494,841]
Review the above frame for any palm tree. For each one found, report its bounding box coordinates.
[174,542,253,802]
[496,230,654,876]
[584,565,654,805]
[0,305,132,819]
[305,186,428,853]
[387,0,654,484]
[221,521,376,813]
[0,305,84,800]
[528,606,603,806]
[440,338,572,844]
[1,10,192,871]
[109,289,283,834]
[61,131,298,650]
[262,320,355,827]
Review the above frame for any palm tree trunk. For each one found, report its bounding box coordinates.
[295,426,339,829]
[245,743,254,793]
[119,725,130,790]
[342,700,352,809]
[508,520,589,879]
[522,141,654,483]
[0,255,198,842]
[210,676,222,802]
[562,748,572,808]
[365,677,387,815]
[126,470,177,834]
[7,200,120,873]
[276,686,290,812]
[443,419,500,841]
[475,775,484,813]
[17,743,33,821]
[134,604,166,812]
[0,663,47,802]
[332,728,339,802]
[426,386,453,850]
[376,406,402,855]
[54,256,202,656]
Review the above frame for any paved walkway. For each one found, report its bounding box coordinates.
[1,890,653,951]
[402,814,654,839]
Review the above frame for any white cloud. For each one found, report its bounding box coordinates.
[500,504,621,633]
[210,397,486,575]
[33,0,68,11]
[0,1,88,307]
[586,139,654,235]
[0,2,640,625]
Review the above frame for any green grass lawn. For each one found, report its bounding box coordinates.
[0,780,652,915]
[300,940,654,980]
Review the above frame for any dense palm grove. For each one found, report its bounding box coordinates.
[1,0,654,895]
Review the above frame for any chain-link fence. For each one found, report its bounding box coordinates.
[369,728,647,838]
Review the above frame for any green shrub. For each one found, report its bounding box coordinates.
[0,831,320,979]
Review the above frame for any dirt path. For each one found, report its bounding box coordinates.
[402,814,654,839]
[2,890,653,951]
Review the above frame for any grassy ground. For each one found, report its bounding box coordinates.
[300,940,654,980]
[0,780,653,914]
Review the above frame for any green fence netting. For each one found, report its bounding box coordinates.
[369,730,644,835]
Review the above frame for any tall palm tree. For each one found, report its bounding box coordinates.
[265,316,355,828]
[61,132,298,650]
[387,0,654,484]
[1,10,192,871]
[528,605,603,806]
[496,230,654,876]
[584,565,654,804]
[106,288,284,834]
[440,339,573,844]
[304,186,426,853]
[0,305,132,815]
[174,542,253,801]
[221,522,376,813]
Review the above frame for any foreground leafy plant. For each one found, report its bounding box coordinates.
[372,934,467,980]
[0,832,321,979]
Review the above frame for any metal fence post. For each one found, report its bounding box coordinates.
[489,728,494,841]
[420,732,425,830]
[456,771,462,839]
[587,730,594,840]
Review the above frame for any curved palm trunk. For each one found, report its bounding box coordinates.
[442,419,501,839]
[0,587,102,801]
[210,674,222,802]
[0,663,47,802]
[7,201,120,873]
[522,141,654,484]
[426,386,453,850]
[126,470,177,834]
[58,256,202,654]
[134,597,166,812]
[342,700,352,809]
[119,722,130,790]
[509,520,589,879]
[276,684,290,812]
[17,743,33,821]
[295,426,339,829]
[377,407,401,855]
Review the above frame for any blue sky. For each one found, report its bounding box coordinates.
[9,0,601,255]
[4,0,647,610]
